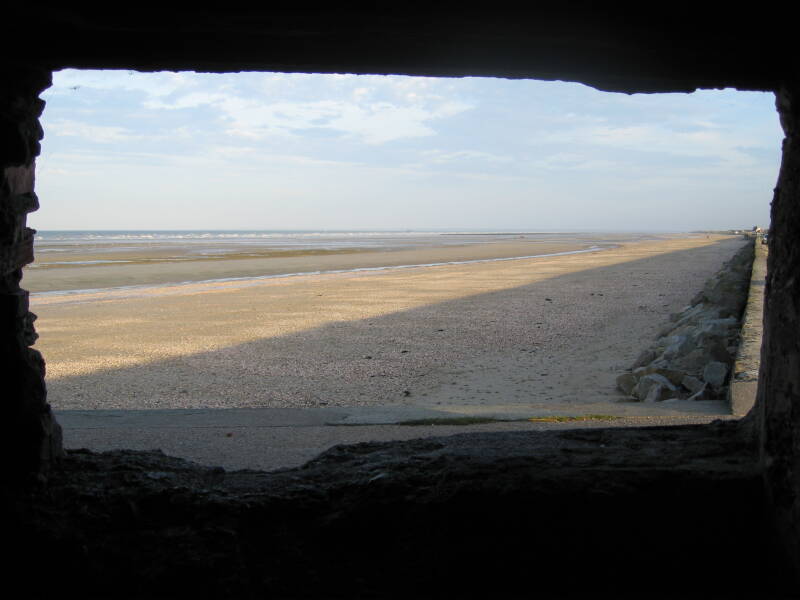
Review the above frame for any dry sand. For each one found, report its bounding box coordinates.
[31,234,746,414]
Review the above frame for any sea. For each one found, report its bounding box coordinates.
[32,229,650,258]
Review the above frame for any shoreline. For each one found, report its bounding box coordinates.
[25,238,600,293]
[31,244,609,301]
[25,232,684,293]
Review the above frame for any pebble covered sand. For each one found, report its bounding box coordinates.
[32,234,746,413]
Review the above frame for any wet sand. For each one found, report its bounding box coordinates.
[26,238,606,293]
[31,234,745,413]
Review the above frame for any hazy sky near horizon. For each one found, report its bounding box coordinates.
[32,69,782,231]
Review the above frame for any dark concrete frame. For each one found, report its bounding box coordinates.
[2,6,799,591]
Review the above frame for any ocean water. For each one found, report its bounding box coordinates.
[32,230,516,267]
[33,229,653,255]
[36,229,449,246]
[34,229,615,249]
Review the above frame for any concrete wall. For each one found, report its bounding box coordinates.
[756,84,800,570]
[0,67,61,481]
[1,5,799,576]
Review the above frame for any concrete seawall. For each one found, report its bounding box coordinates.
[729,237,767,416]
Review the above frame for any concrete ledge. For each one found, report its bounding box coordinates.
[729,237,766,416]
[12,421,792,598]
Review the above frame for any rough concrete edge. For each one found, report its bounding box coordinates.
[728,237,766,416]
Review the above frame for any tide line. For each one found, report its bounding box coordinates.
[30,245,611,305]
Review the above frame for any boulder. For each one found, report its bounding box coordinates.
[662,336,695,360]
[693,330,726,351]
[696,318,739,337]
[671,349,708,375]
[688,383,710,401]
[681,375,705,395]
[634,365,686,387]
[616,242,752,405]
[664,304,720,334]
[643,384,665,402]
[634,374,677,402]
[642,382,678,403]
[631,348,657,369]
[696,247,753,318]
[703,339,733,363]
[648,357,671,370]
[656,335,684,350]
[703,361,729,389]
[616,373,638,396]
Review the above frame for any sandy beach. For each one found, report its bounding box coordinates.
[29,233,746,414]
[25,234,616,293]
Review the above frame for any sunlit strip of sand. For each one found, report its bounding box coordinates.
[25,238,605,293]
[31,245,608,305]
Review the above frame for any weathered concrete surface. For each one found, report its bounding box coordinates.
[755,84,800,579]
[1,5,799,595]
[0,67,62,482]
[5,422,794,599]
[1,7,796,93]
[56,405,732,471]
[730,239,767,416]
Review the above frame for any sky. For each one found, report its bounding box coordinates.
[31,69,783,232]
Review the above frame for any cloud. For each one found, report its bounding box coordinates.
[322,100,470,144]
[536,120,774,172]
[103,71,477,144]
[420,149,512,164]
[143,91,230,110]
[529,152,621,172]
[45,119,140,143]
[148,92,471,144]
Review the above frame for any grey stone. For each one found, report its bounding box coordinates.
[667,322,699,339]
[681,375,705,395]
[648,358,671,370]
[702,361,729,388]
[693,319,738,349]
[690,289,706,306]
[668,310,685,323]
[697,318,739,336]
[673,303,712,327]
[699,262,750,319]
[657,323,678,338]
[671,349,708,375]
[616,373,638,396]
[656,335,684,350]
[633,374,677,401]
[673,304,723,330]
[631,348,656,369]
[634,365,686,387]
[688,383,710,401]
[643,383,675,402]
[704,339,733,363]
[663,335,695,360]
[693,330,726,350]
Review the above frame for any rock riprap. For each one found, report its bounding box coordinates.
[616,240,755,402]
